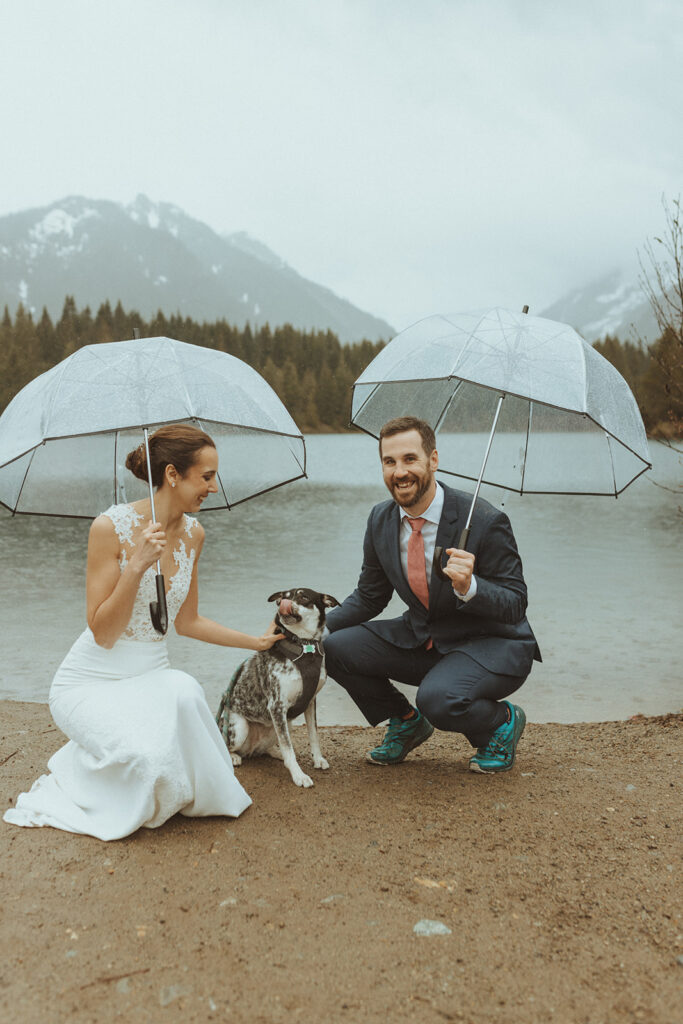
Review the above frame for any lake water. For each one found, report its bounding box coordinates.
[1,434,681,724]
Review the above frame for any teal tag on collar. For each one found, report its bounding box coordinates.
[302,643,316,654]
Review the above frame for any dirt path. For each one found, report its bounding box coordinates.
[1,701,681,1023]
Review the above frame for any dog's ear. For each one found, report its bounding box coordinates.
[267,591,284,603]
[322,594,340,608]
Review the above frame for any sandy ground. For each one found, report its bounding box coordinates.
[0,701,681,1024]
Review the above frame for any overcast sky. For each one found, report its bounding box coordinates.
[1,0,681,330]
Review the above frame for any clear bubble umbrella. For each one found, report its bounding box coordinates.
[0,335,306,631]
[351,307,651,572]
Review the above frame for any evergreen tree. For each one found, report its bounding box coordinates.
[112,300,129,340]
[2,304,41,407]
[56,296,79,357]
[94,301,114,344]
[36,307,58,365]
[77,305,94,345]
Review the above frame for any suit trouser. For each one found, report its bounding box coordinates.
[324,625,528,748]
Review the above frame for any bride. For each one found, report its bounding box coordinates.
[3,424,283,841]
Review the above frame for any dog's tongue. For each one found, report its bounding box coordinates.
[279,598,293,616]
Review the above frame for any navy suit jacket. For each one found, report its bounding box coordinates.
[326,483,541,678]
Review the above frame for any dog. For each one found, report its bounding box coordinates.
[216,588,340,788]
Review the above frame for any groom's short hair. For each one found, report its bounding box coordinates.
[379,417,436,458]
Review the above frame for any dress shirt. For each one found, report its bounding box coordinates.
[400,483,477,601]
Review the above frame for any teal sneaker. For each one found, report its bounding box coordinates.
[367,709,434,765]
[469,702,526,773]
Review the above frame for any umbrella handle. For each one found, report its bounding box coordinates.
[150,574,168,635]
[432,527,471,581]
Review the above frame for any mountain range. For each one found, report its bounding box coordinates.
[0,195,394,343]
[0,194,661,345]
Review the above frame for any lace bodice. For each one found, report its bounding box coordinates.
[101,504,199,642]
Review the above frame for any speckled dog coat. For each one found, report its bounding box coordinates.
[216,588,339,788]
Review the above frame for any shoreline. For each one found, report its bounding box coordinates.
[1,693,680,727]
[1,701,681,1023]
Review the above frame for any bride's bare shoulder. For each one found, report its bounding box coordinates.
[87,515,120,563]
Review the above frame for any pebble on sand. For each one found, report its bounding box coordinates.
[413,919,452,936]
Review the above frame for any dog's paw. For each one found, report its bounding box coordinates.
[266,746,285,761]
[291,771,314,788]
[230,752,242,766]
[313,756,330,770]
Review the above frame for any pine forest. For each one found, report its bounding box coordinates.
[0,298,681,437]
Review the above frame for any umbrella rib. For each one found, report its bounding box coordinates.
[588,420,650,468]
[519,401,533,495]
[25,418,304,445]
[435,466,634,497]
[614,463,651,495]
[351,382,381,423]
[43,354,73,439]
[168,340,195,414]
[354,371,583,414]
[3,468,307,520]
[13,446,38,514]
[604,432,619,497]
[578,330,588,411]
[215,471,231,509]
[195,417,231,508]
[450,310,490,376]
[114,430,119,507]
[433,379,463,433]
[223,472,307,508]
[290,442,306,476]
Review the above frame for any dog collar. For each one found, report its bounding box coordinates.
[276,621,324,660]
[285,637,323,661]
[276,614,321,647]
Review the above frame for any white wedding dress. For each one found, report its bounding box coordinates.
[3,504,251,840]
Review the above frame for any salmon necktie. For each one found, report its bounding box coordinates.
[406,516,432,649]
[406,516,430,609]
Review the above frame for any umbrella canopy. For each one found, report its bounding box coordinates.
[351,307,651,496]
[0,336,306,517]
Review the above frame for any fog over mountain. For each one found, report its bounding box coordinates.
[540,267,658,345]
[0,195,394,343]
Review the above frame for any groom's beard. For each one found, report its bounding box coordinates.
[389,470,434,510]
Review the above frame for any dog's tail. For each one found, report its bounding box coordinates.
[215,661,247,743]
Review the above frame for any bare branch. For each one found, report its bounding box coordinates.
[637,195,683,341]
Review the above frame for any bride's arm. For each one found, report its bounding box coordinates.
[174,531,283,651]
[86,516,165,649]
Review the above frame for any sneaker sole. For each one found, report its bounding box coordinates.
[468,759,513,774]
[366,724,434,765]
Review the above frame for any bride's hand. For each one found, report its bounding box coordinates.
[130,521,166,573]
[255,629,285,651]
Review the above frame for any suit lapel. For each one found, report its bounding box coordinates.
[385,502,405,589]
[429,484,461,605]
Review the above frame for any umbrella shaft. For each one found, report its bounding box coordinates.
[464,394,504,534]
[143,428,162,575]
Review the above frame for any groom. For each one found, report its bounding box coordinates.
[324,416,541,772]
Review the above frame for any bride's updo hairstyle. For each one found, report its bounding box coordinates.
[125,425,216,488]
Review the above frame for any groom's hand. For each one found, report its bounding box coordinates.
[444,547,475,596]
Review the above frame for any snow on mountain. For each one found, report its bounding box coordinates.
[0,195,393,343]
[540,266,660,344]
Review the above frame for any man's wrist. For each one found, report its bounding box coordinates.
[453,575,477,602]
